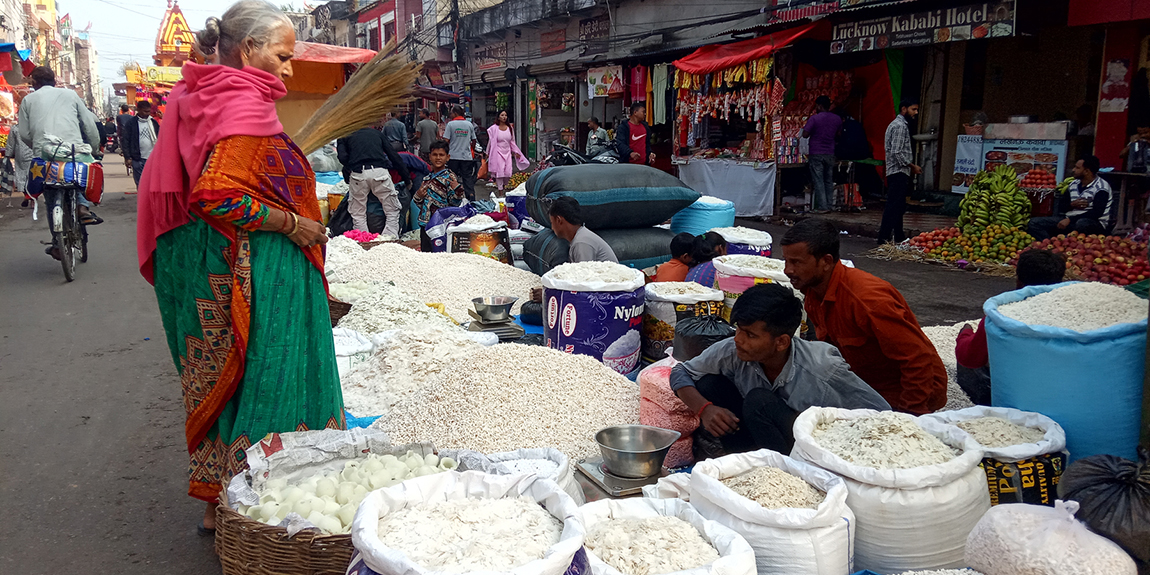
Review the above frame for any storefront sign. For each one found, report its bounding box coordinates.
[981,138,1069,182]
[474,43,506,71]
[830,0,1015,54]
[145,66,182,83]
[838,0,885,7]
[578,16,610,42]
[952,135,983,194]
[541,29,566,56]
[586,66,623,98]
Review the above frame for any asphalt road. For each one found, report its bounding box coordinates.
[0,161,1012,574]
[0,162,221,574]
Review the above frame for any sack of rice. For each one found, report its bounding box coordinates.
[486,447,584,505]
[350,470,587,575]
[690,449,855,575]
[542,262,646,375]
[641,281,724,363]
[791,408,990,573]
[983,281,1147,461]
[964,500,1137,575]
[711,255,792,322]
[447,214,513,264]
[638,356,697,468]
[921,406,1068,506]
[710,226,773,257]
[580,498,756,575]
[505,183,531,227]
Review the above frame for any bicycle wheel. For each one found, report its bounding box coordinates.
[60,192,76,282]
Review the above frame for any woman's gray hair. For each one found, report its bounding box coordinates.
[195,0,291,59]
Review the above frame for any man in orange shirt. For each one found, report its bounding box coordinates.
[779,218,947,414]
[653,233,695,282]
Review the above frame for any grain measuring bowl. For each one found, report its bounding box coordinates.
[595,425,681,478]
[472,296,518,322]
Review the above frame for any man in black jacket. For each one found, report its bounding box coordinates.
[122,100,160,189]
[337,125,414,238]
[614,101,655,166]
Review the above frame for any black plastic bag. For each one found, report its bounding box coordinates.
[672,316,735,362]
[1057,447,1150,564]
[519,301,543,326]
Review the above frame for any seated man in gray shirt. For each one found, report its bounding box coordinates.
[671,283,889,454]
[547,195,618,263]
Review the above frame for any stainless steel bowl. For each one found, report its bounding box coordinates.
[595,425,681,479]
[472,296,518,322]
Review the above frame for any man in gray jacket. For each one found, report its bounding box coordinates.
[671,283,889,454]
[18,66,102,226]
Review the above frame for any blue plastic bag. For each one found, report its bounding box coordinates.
[670,197,736,236]
[984,281,1147,461]
[423,205,478,252]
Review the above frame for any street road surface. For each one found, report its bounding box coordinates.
[0,155,1010,573]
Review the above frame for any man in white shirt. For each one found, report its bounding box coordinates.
[1027,155,1113,240]
[123,100,160,189]
[444,105,479,201]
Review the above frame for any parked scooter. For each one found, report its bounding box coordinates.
[539,143,619,168]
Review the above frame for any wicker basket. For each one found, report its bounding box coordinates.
[328,298,352,327]
[216,490,353,575]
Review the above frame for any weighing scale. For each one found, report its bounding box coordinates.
[575,456,669,498]
[466,309,525,342]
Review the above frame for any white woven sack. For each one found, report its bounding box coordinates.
[690,449,854,575]
[645,282,725,304]
[351,470,585,575]
[711,255,789,284]
[790,407,990,573]
[642,473,691,500]
[488,447,585,505]
[965,501,1137,575]
[919,406,1067,462]
[580,498,756,575]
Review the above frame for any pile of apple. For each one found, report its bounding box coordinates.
[1022,232,1149,286]
[1019,168,1058,189]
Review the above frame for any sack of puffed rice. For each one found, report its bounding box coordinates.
[641,281,724,364]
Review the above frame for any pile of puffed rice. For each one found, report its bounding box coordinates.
[544,261,641,285]
[715,254,786,272]
[335,282,457,336]
[647,282,720,298]
[812,412,960,469]
[895,570,985,575]
[720,466,826,510]
[998,282,1146,332]
[375,343,640,459]
[920,320,980,411]
[586,516,719,575]
[956,416,1046,448]
[376,496,562,573]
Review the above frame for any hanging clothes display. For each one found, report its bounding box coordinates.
[651,65,670,125]
[630,65,647,102]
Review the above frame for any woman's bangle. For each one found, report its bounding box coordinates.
[287,213,300,237]
[696,401,713,418]
[277,211,294,234]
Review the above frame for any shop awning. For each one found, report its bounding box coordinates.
[414,85,468,101]
[293,41,376,64]
[673,21,818,75]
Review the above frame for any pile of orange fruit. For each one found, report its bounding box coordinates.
[908,225,1035,264]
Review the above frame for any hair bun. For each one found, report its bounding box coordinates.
[196,16,221,54]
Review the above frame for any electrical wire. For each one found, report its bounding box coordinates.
[90,0,162,20]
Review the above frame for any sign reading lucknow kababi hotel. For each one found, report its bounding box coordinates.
[830,0,1015,53]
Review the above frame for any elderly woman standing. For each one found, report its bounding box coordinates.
[485,110,528,195]
[136,0,344,534]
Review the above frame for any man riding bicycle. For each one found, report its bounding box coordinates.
[18,66,103,259]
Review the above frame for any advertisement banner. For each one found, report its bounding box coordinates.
[541,29,566,56]
[952,135,983,194]
[981,139,1069,182]
[527,79,538,160]
[475,43,506,71]
[586,66,623,98]
[831,1,1015,54]
[145,66,183,83]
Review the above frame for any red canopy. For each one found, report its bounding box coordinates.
[673,22,818,75]
[293,42,375,64]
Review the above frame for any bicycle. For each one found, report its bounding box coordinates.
[42,183,89,281]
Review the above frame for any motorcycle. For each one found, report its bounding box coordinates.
[539,143,619,169]
[103,133,118,154]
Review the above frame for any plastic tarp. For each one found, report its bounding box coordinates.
[677,160,775,218]
[672,22,818,75]
[293,41,375,63]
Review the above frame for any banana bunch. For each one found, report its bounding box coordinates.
[957,166,1032,231]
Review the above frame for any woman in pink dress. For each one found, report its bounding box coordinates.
[485,110,529,195]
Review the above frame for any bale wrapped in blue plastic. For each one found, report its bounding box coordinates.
[670,196,736,236]
[526,164,700,230]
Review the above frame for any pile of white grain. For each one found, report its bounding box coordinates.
[710,226,773,245]
[956,416,1046,448]
[328,243,541,322]
[342,327,479,417]
[544,261,640,284]
[921,320,980,411]
[376,496,562,573]
[463,214,496,227]
[499,458,560,477]
[721,466,825,510]
[998,282,1147,332]
[376,343,639,459]
[325,235,365,283]
[895,570,985,575]
[336,282,457,336]
[812,412,960,469]
[696,196,730,205]
[586,516,719,575]
[716,254,786,272]
[647,281,719,297]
